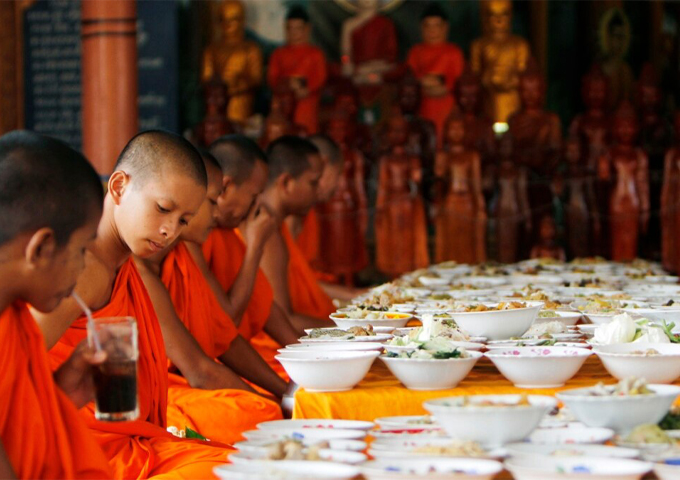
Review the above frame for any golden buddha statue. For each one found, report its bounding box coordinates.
[201,0,262,125]
[470,0,531,124]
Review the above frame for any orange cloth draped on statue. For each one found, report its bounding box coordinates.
[161,241,282,444]
[49,259,231,480]
[406,43,465,138]
[268,44,327,134]
[351,15,398,66]
[0,301,111,479]
[282,224,335,320]
[202,228,273,341]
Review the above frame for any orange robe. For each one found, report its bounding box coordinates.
[161,242,282,443]
[268,44,327,134]
[0,301,111,479]
[296,209,320,265]
[406,42,465,138]
[282,224,335,320]
[49,259,231,480]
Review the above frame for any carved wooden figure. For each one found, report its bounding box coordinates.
[375,114,429,276]
[434,113,486,264]
[598,102,650,261]
[495,135,525,263]
[530,216,566,261]
[663,112,680,272]
[195,80,235,147]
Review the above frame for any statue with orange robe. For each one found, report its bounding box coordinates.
[202,0,262,125]
[0,131,112,480]
[268,6,327,134]
[375,114,429,277]
[434,112,486,264]
[471,0,531,124]
[406,3,465,138]
[39,132,238,480]
[598,102,650,261]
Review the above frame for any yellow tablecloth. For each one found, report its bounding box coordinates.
[293,356,625,421]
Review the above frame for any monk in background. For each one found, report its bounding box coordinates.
[200,136,300,378]
[135,149,284,444]
[0,131,111,479]
[36,131,233,480]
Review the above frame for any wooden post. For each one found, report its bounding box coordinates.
[81,0,138,175]
[0,1,20,135]
[529,0,548,75]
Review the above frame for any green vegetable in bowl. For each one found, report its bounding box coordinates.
[659,408,680,430]
[432,349,466,359]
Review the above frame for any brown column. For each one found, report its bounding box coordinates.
[529,0,548,74]
[81,0,138,175]
[0,1,20,135]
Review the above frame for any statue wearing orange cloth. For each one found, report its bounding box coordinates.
[38,132,235,480]
[406,3,465,139]
[375,114,429,277]
[0,131,111,480]
[268,6,327,134]
[434,112,486,264]
[202,0,262,125]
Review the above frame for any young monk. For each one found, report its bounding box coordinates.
[35,130,234,479]
[198,136,300,377]
[0,130,111,479]
[134,150,285,443]
[252,135,337,326]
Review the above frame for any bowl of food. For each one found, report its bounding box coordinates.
[329,310,413,329]
[242,427,367,442]
[256,419,374,431]
[299,325,393,343]
[360,458,503,480]
[367,437,493,459]
[228,447,367,465]
[280,342,385,352]
[505,455,651,480]
[380,349,482,390]
[447,302,542,340]
[484,347,593,388]
[533,310,582,326]
[527,426,614,445]
[233,438,367,455]
[275,351,379,392]
[214,461,359,480]
[556,378,680,433]
[594,344,680,384]
[423,394,557,447]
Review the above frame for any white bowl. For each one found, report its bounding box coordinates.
[505,456,652,480]
[423,395,557,447]
[242,427,366,442]
[275,351,378,392]
[299,333,393,343]
[380,351,482,390]
[256,419,375,431]
[360,458,503,479]
[433,264,472,278]
[505,442,640,459]
[485,347,593,388]
[419,276,451,287]
[461,277,508,288]
[527,426,614,444]
[623,307,680,327]
[509,274,564,286]
[373,415,438,430]
[329,312,413,329]
[533,311,582,326]
[280,342,385,352]
[229,448,367,465]
[233,438,367,455]
[448,302,542,340]
[214,461,359,480]
[556,384,680,433]
[654,462,680,480]
[384,341,485,355]
[594,343,680,384]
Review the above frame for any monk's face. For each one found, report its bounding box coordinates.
[286,19,310,46]
[216,160,268,228]
[317,161,344,203]
[283,153,323,215]
[181,163,223,244]
[421,17,448,45]
[113,171,205,258]
[28,215,100,312]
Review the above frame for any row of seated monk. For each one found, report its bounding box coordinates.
[0,129,366,479]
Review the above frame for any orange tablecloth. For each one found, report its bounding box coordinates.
[293,356,621,421]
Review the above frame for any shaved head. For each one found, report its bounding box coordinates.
[266,135,320,183]
[114,130,206,188]
[308,134,341,166]
[209,134,267,184]
[0,130,103,247]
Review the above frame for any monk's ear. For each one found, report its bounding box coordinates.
[24,228,57,268]
[222,175,233,192]
[108,171,130,205]
[278,173,293,192]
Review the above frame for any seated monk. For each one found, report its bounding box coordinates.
[134,149,284,444]
[250,136,337,327]
[34,131,234,479]
[0,131,111,479]
[199,136,300,378]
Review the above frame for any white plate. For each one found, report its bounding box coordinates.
[527,426,615,444]
[242,428,367,442]
[233,439,367,455]
[505,442,640,458]
[214,461,359,480]
[374,415,438,430]
[281,342,385,352]
[305,326,395,335]
[229,449,367,465]
[361,457,503,479]
[257,419,374,431]
[299,334,393,343]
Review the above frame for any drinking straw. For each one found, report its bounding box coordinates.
[72,292,103,352]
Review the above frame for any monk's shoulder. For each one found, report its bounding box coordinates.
[78,251,116,311]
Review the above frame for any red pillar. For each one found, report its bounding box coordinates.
[81,0,138,175]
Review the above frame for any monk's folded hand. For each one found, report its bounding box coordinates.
[241,203,276,249]
[54,341,107,409]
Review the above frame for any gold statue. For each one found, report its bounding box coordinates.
[598,7,634,110]
[202,0,263,125]
[470,0,531,124]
